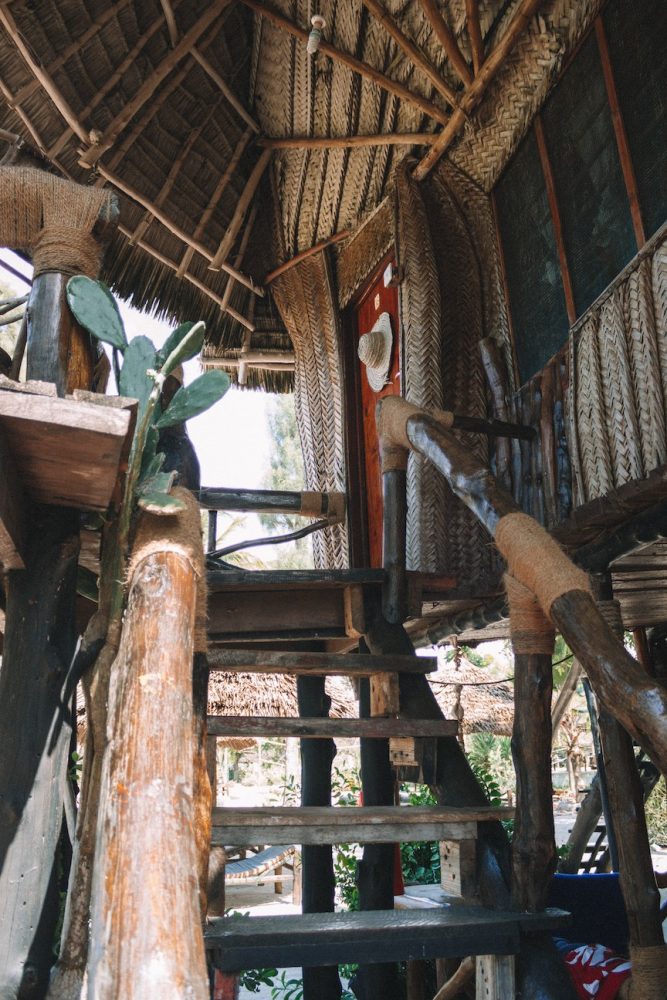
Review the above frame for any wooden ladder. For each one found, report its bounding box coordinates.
[201,578,568,1000]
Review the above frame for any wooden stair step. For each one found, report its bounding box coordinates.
[212,805,514,846]
[206,715,457,739]
[208,648,437,676]
[205,907,570,970]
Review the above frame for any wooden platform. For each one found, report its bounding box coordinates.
[205,906,570,970]
[212,805,514,847]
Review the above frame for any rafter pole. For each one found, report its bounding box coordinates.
[97,163,264,295]
[265,230,351,283]
[176,159,244,278]
[465,0,485,75]
[192,47,260,132]
[12,0,134,106]
[419,0,472,87]
[118,222,255,330]
[208,147,272,271]
[0,5,89,143]
[78,0,231,168]
[258,132,437,148]
[0,75,57,159]
[240,0,449,126]
[413,0,544,180]
[160,0,180,46]
[360,0,459,107]
[221,202,258,309]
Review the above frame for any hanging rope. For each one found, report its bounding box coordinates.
[0,166,114,277]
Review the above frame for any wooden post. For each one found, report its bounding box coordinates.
[88,501,208,997]
[382,468,408,625]
[26,273,96,396]
[297,676,342,1000]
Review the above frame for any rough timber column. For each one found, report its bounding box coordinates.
[0,161,115,997]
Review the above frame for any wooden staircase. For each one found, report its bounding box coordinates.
[202,574,568,999]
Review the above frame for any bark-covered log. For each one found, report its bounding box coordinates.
[88,542,207,997]
[297,675,342,1000]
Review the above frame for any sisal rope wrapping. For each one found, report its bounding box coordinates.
[504,573,555,655]
[495,513,592,621]
[127,487,207,653]
[376,397,455,471]
[628,944,667,1000]
[0,166,113,277]
[299,491,325,517]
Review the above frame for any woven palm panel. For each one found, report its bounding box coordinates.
[395,159,447,575]
[422,165,499,587]
[570,235,667,504]
[450,0,604,192]
[271,252,349,569]
[335,197,393,308]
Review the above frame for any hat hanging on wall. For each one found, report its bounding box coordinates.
[358,312,393,392]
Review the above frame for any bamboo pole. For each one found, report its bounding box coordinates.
[160,0,179,46]
[208,148,272,270]
[360,0,459,107]
[413,0,545,180]
[221,200,257,309]
[465,0,485,74]
[206,350,296,367]
[88,526,208,996]
[97,163,263,296]
[78,0,231,167]
[265,230,351,283]
[117,221,255,330]
[258,133,437,149]
[418,0,472,87]
[192,47,260,132]
[240,0,449,126]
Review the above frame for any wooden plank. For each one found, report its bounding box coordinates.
[208,648,437,675]
[0,388,131,510]
[212,805,514,847]
[476,954,515,1000]
[0,428,26,569]
[208,590,346,639]
[205,907,570,970]
[206,716,458,738]
[440,839,477,898]
[208,568,386,591]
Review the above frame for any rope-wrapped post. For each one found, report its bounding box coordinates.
[505,574,557,913]
[398,406,667,778]
[88,490,208,998]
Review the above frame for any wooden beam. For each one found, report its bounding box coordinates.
[12,0,133,106]
[208,647,436,675]
[0,5,88,143]
[265,230,351,283]
[160,0,179,46]
[0,428,26,569]
[595,17,645,249]
[209,148,272,270]
[465,0,485,75]
[96,162,264,296]
[259,133,436,149]
[221,200,257,313]
[78,0,231,168]
[419,0,472,87]
[360,0,459,107]
[240,0,449,126]
[534,114,576,323]
[205,350,296,368]
[116,221,256,330]
[206,715,458,738]
[413,0,545,180]
[192,47,260,133]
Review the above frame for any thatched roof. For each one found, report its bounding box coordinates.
[208,671,354,719]
[0,0,598,391]
[428,661,514,736]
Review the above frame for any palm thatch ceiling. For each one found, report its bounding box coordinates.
[0,0,582,389]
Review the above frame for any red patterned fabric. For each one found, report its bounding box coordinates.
[563,943,631,999]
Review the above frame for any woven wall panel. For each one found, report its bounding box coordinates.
[451,0,604,192]
[335,198,393,308]
[570,234,667,505]
[272,253,349,569]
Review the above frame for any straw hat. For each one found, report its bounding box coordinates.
[358,312,393,392]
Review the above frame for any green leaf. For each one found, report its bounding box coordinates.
[137,470,176,497]
[66,276,127,351]
[154,369,230,429]
[139,448,165,487]
[137,492,186,515]
[157,321,206,374]
[119,336,156,418]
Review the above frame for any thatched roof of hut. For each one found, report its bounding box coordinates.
[208,671,354,719]
[428,661,514,736]
[0,0,597,391]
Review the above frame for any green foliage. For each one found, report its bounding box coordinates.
[444,644,488,668]
[66,276,128,351]
[400,784,440,885]
[645,776,667,846]
[119,335,156,417]
[156,320,201,373]
[154,369,230,429]
[241,968,279,993]
[467,733,504,808]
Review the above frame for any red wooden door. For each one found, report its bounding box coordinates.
[353,260,401,567]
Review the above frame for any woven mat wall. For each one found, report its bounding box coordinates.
[569,231,667,505]
[271,252,349,569]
